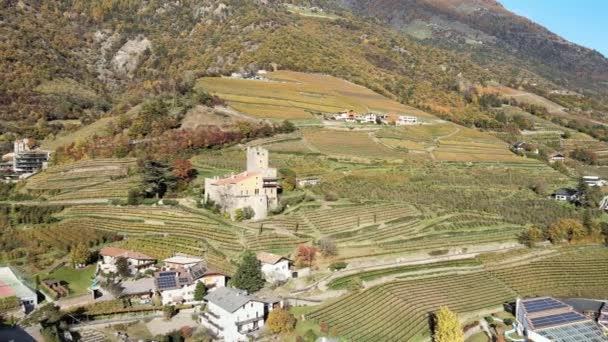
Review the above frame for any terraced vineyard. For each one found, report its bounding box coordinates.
[308,272,516,341]
[26,158,139,200]
[487,247,608,299]
[561,139,608,164]
[310,246,608,341]
[57,206,239,249]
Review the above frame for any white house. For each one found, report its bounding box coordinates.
[257,252,292,282]
[396,115,419,126]
[548,153,565,163]
[163,255,205,270]
[98,247,156,276]
[551,188,579,202]
[582,176,607,187]
[356,113,377,124]
[155,264,226,305]
[296,177,321,188]
[200,287,283,342]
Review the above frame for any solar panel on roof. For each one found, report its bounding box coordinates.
[159,272,176,278]
[530,311,588,329]
[190,267,205,279]
[157,277,177,289]
[523,298,569,313]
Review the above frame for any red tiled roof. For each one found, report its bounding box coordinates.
[100,247,155,261]
[212,171,259,185]
[257,252,289,265]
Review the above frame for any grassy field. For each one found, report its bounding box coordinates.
[47,265,96,296]
[197,71,432,121]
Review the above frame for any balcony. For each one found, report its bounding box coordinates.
[203,310,220,319]
[236,316,262,327]
[201,314,224,331]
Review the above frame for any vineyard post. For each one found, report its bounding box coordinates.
[259,223,264,234]
[373,213,377,223]
[357,216,360,227]
[296,223,299,233]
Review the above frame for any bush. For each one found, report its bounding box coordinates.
[429,249,449,256]
[324,191,338,201]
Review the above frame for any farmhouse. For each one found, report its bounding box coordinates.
[516,297,608,342]
[163,255,205,270]
[98,247,156,276]
[256,252,292,282]
[551,188,579,202]
[154,264,226,305]
[549,153,565,163]
[0,267,37,313]
[204,147,279,221]
[582,176,607,187]
[396,115,419,126]
[200,287,283,342]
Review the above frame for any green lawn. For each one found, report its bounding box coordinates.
[47,265,96,296]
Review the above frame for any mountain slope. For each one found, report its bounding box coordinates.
[338,0,608,96]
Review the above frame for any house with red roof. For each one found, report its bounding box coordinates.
[98,247,156,276]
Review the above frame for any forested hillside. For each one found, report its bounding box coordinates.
[1,0,607,153]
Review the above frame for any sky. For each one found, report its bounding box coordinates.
[500,0,608,57]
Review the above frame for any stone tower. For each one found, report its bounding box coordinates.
[247,146,269,173]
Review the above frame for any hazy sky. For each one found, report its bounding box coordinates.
[500,0,608,57]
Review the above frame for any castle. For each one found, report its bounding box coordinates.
[204,147,279,221]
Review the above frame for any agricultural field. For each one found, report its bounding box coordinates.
[197,71,432,122]
[307,246,608,341]
[25,158,140,201]
[308,272,516,341]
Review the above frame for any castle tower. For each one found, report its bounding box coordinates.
[246,146,269,173]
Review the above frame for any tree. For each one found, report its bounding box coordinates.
[171,159,195,183]
[570,148,597,165]
[519,226,544,247]
[127,189,140,205]
[433,306,464,342]
[318,237,338,256]
[279,168,297,191]
[295,244,317,267]
[193,281,207,301]
[70,243,90,267]
[143,160,177,198]
[547,219,586,243]
[231,251,265,293]
[266,308,296,334]
[116,256,130,277]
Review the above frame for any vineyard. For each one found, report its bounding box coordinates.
[260,203,525,260]
[308,246,608,341]
[308,272,516,341]
[25,158,140,200]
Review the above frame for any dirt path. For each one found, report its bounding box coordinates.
[426,125,461,161]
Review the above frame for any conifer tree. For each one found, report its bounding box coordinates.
[231,251,265,293]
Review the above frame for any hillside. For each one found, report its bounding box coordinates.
[339,0,608,96]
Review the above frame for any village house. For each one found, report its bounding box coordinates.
[548,153,565,163]
[396,115,419,126]
[163,255,205,270]
[200,287,283,342]
[204,147,279,221]
[0,267,37,313]
[257,252,292,282]
[551,188,579,202]
[98,247,156,276]
[154,264,226,305]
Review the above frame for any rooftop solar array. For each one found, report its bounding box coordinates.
[523,297,569,313]
[190,266,206,280]
[538,321,608,342]
[530,311,588,329]
[156,271,178,290]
